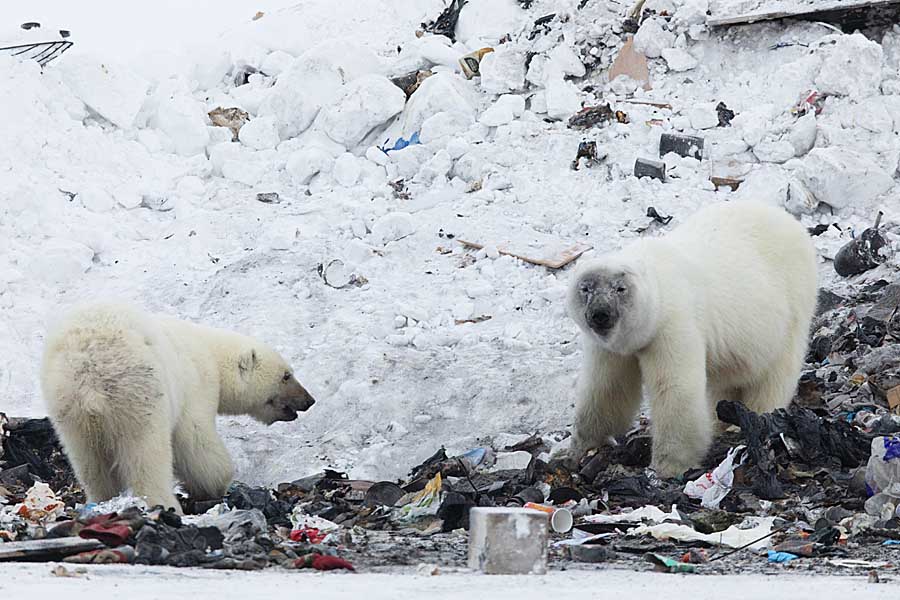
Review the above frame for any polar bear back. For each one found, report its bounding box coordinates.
[643,201,817,385]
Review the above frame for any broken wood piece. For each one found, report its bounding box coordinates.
[457,239,592,269]
[620,99,673,110]
[608,38,651,91]
[711,176,744,191]
[0,538,104,562]
[707,0,900,27]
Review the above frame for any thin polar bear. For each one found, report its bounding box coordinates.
[566,201,818,477]
[40,303,316,512]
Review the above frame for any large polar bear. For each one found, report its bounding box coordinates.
[566,201,818,477]
[40,303,316,512]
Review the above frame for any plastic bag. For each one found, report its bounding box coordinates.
[864,435,900,519]
[683,446,746,509]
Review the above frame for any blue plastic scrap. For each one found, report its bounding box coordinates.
[767,551,799,563]
[380,131,420,154]
[882,540,900,546]
[884,436,900,461]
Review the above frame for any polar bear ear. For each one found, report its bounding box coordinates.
[238,349,259,377]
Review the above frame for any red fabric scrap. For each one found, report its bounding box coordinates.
[290,527,327,544]
[293,553,355,571]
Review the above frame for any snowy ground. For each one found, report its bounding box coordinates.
[1,0,899,492]
[0,561,893,599]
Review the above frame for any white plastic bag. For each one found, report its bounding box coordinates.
[864,435,900,520]
[683,445,746,509]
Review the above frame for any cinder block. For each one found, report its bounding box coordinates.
[467,507,548,574]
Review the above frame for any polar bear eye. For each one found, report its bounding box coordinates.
[282,371,292,382]
[616,286,627,294]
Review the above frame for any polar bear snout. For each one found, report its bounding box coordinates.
[586,301,618,333]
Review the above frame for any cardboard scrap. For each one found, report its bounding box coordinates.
[608,38,651,91]
[458,238,592,269]
[887,385,900,412]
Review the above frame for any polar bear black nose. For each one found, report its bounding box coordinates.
[587,304,615,332]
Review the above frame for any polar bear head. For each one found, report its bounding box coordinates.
[235,346,316,425]
[567,252,660,355]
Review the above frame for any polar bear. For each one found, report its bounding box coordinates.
[40,303,316,512]
[566,201,818,478]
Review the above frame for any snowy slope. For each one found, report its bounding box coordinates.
[1,0,898,486]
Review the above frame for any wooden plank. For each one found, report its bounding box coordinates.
[0,537,103,561]
[458,239,592,269]
[708,0,900,26]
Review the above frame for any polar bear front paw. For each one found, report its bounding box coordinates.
[650,454,695,480]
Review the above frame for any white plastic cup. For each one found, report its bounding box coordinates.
[524,502,574,533]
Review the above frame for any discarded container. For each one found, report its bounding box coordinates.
[390,70,433,99]
[459,47,495,79]
[659,133,704,160]
[523,502,574,533]
[572,140,605,170]
[834,212,888,277]
[506,487,545,507]
[863,435,900,520]
[467,507,548,574]
[634,158,666,181]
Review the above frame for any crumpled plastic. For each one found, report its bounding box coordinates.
[394,472,444,523]
[628,517,777,550]
[582,504,681,525]
[864,435,900,519]
[683,446,746,509]
[289,506,340,534]
[14,482,65,523]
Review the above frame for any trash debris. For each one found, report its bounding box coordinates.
[683,446,746,509]
[458,237,592,270]
[523,502,573,533]
[568,543,615,563]
[567,104,628,129]
[645,552,696,573]
[571,140,605,170]
[459,47,495,79]
[768,550,799,563]
[0,537,103,561]
[390,70,433,99]
[608,38,650,90]
[707,0,900,29]
[468,507,548,574]
[710,176,743,191]
[834,212,888,277]
[421,0,467,41]
[633,158,665,181]
[659,133,704,160]
[208,107,250,142]
[293,553,355,571]
[255,192,280,204]
[646,207,673,226]
[864,436,900,519]
[716,102,735,127]
[380,131,421,154]
[0,22,73,67]
[629,517,777,550]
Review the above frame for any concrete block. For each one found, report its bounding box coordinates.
[467,507,548,574]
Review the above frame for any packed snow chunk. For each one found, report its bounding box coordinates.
[333,152,362,187]
[222,160,266,186]
[414,149,452,184]
[688,102,719,129]
[662,48,698,72]
[286,147,334,185]
[420,111,476,144]
[113,185,143,209]
[365,145,390,166]
[58,56,150,129]
[413,36,461,69]
[258,41,382,140]
[479,95,526,127]
[29,238,94,284]
[77,187,115,213]
[634,18,675,59]
[479,46,526,94]
[456,0,527,46]
[239,116,280,150]
[548,43,586,78]
[787,112,817,157]
[261,50,295,77]
[754,140,796,164]
[371,212,415,245]
[319,75,406,147]
[815,33,883,97]
[790,147,893,210]
[545,71,581,121]
[675,0,709,28]
[398,72,477,137]
[153,96,210,156]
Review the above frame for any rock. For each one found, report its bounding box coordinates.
[58,56,150,129]
[479,94,526,127]
[77,187,115,212]
[634,18,675,59]
[790,147,893,210]
[479,47,527,94]
[815,32,883,97]
[238,116,280,150]
[319,75,406,147]
[286,147,334,186]
[661,48,698,72]
[371,212,415,245]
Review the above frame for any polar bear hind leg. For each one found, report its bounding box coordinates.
[740,324,807,414]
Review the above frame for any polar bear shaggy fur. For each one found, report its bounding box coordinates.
[40,303,316,512]
[566,201,818,477]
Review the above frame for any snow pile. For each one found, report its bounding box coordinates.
[2,0,899,485]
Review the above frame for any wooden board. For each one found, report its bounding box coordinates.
[708,0,900,26]
[0,538,103,561]
[458,239,592,269]
[608,39,651,91]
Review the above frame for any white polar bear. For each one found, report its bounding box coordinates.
[566,201,818,477]
[40,303,316,512]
